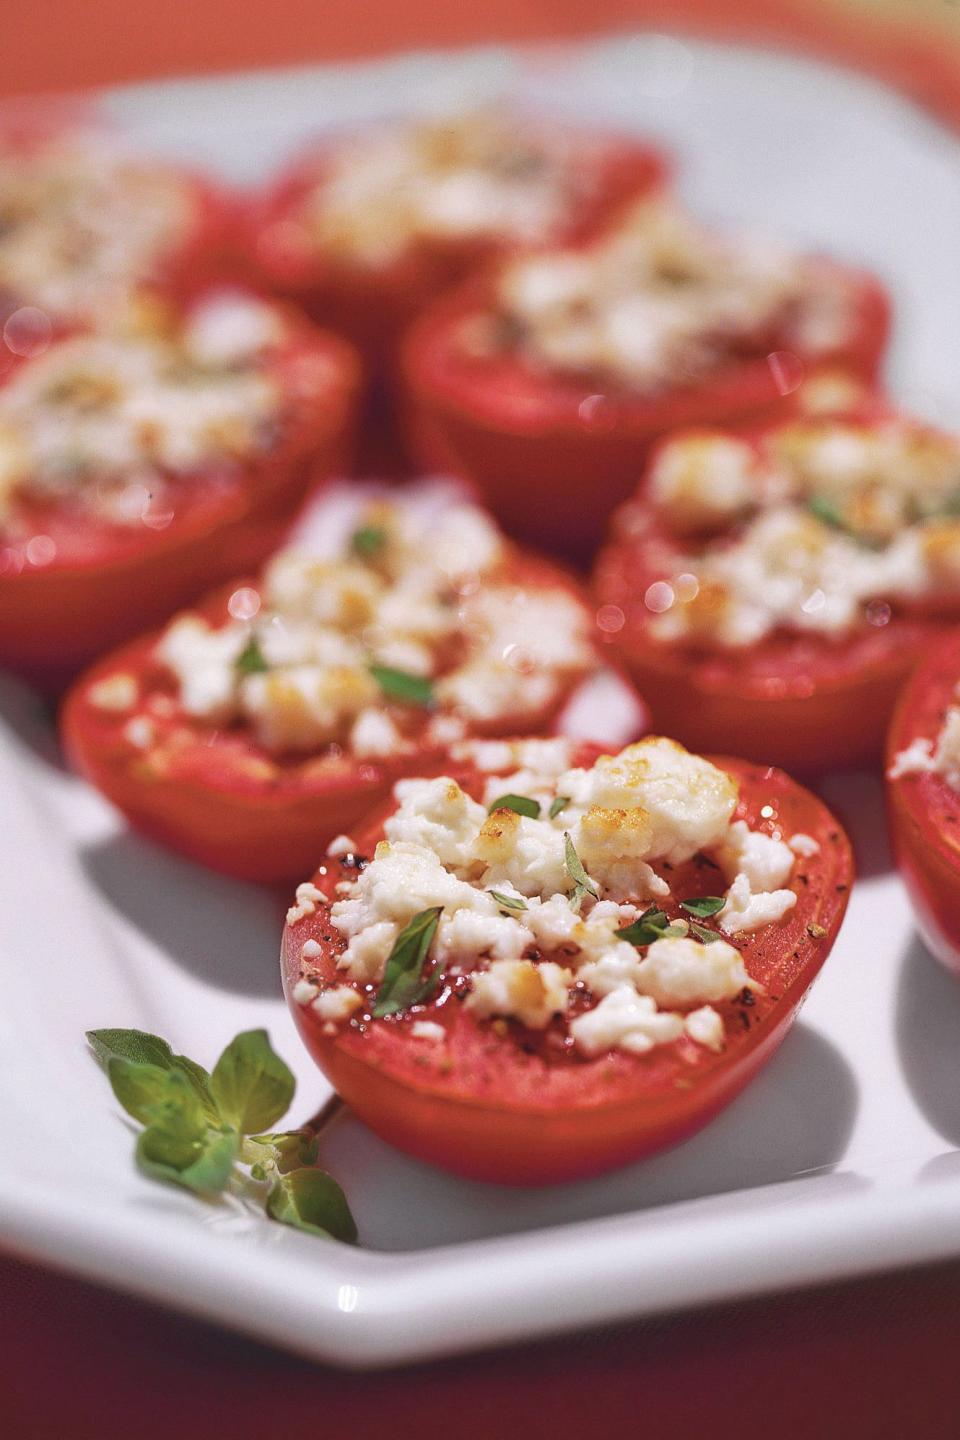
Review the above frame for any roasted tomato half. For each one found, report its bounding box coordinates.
[62,498,609,882]
[886,630,960,976]
[244,110,668,366]
[401,198,890,559]
[281,736,852,1184]
[0,290,361,689]
[0,126,236,346]
[593,412,960,772]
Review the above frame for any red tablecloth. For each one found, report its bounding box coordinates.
[4,4,960,1434]
[5,1250,960,1439]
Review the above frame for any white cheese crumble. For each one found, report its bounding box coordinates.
[489,198,856,390]
[326,834,357,858]
[307,737,800,1055]
[0,291,285,529]
[789,833,821,858]
[410,1020,446,1043]
[889,700,960,792]
[301,111,608,268]
[88,673,138,712]
[0,134,193,325]
[638,418,960,648]
[151,498,594,756]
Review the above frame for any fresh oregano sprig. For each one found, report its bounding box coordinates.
[87,1027,356,1243]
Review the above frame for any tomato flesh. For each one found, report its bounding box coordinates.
[281,753,853,1184]
[886,631,960,976]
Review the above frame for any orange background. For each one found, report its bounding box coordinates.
[2,0,960,124]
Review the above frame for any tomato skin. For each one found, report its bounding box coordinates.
[886,631,960,976]
[243,133,669,366]
[281,754,853,1185]
[0,311,362,692]
[401,270,890,560]
[61,553,607,884]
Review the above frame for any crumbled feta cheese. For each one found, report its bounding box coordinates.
[148,497,593,756]
[495,197,855,390]
[386,778,487,868]
[331,841,495,940]
[87,672,138,712]
[684,1005,725,1052]
[326,835,356,858]
[286,881,325,925]
[788,832,821,858]
[634,935,751,1006]
[435,909,534,967]
[559,737,738,865]
[122,716,155,750]
[349,706,403,758]
[292,978,320,1005]
[889,703,960,792]
[718,873,797,935]
[311,985,364,1023]
[465,959,573,1029]
[337,920,398,983]
[714,819,795,891]
[569,986,684,1057]
[301,938,322,959]
[410,1020,446,1043]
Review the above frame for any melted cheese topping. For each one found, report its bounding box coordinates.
[636,418,960,647]
[152,501,594,756]
[299,736,810,1060]
[474,198,856,390]
[299,111,610,267]
[0,293,286,531]
[0,135,195,323]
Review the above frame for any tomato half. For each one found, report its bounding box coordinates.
[886,630,960,976]
[592,413,954,773]
[244,128,668,368]
[281,750,852,1184]
[61,552,605,883]
[0,309,361,690]
[401,270,891,560]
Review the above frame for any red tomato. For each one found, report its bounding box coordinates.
[244,125,668,366]
[61,552,604,883]
[0,302,361,690]
[592,419,952,773]
[401,268,890,559]
[280,748,852,1184]
[886,630,960,976]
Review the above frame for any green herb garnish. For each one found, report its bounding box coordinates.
[680,896,725,919]
[564,832,599,911]
[351,524,388,559]
[369,664,435,708]
[489,890,528,911]
[86,1027,356,1243]
[372,906,443,1018]
[235,636,268,676]
[487,793,540,819]
[616,906,679,946]
[807,494,846,532]
[688,921,722,944]
[549,795,571,820]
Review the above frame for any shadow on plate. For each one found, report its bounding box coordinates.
[896,934,960,1148]
[320,1021,860,1252]
[0,672,67,772]
[813,769,891,880]
[79,831,286,1000]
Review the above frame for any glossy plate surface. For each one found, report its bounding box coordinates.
[4,35,960,1366]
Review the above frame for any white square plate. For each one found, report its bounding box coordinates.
[5,34,960,1368]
